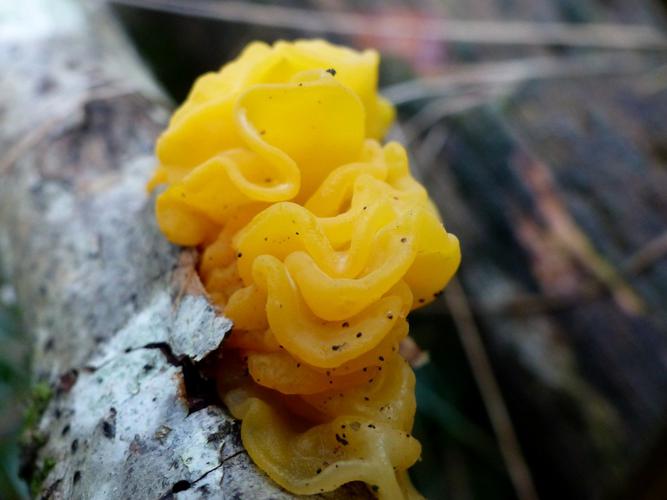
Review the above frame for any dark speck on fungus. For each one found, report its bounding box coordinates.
[335,434,349,446]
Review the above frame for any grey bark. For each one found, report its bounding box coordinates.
[0,1,367,498]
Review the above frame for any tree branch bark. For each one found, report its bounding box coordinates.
[0,1,366,498]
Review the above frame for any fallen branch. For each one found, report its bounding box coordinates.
[0,1,366,498]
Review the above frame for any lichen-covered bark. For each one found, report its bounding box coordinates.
[0,1,367,498]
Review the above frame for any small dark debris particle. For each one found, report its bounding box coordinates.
[329,380,333,384]
[368,424,376,429]
[363,206,367,210]
[433,290,443,297]
[264,237,268,241]
[143,364,154,372]
[71,439,79,453]
[296,363,301,368]
[372,485,379,492]
[368,379,374,384]
[237,252,243,258]
[61,424,70,436]
[379,356,384,362]
[155,425,172,443]
[386,314,393,320]
[73,471,81,484]
[400,237,407,243]
[356,332,363,338]
[364,397,370,401]
[316,468,322,474]
[419,298,425,303]
[331,344,342,351]
[259,129,266,135]
[341,321,349,328]
[363,367,368,372]
[58,369,79,394]
[295,232,300,235]
[326,68,337,76]
[341,424,346,429]
[172,480,191,493]
[335,433,349,446]
[102,420,115,439]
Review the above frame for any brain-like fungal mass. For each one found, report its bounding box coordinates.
[148,39,461,499]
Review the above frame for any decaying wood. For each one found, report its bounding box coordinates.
[424,71,667,500]
[0,1,368,498]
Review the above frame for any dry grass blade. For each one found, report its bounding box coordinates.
[382,54,658,104]
[445,278,540,500]
[110,0,667,50]
[624,231,667,275]
[401,87,513,144]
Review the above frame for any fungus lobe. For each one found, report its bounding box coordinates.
[149,39,460,499]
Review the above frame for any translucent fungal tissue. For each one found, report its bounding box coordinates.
[149,39,460,499]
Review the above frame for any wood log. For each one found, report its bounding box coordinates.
[423,66,667,500]
[0,1,367,498]
[106,1,667,497]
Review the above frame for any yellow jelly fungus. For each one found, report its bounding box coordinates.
[149,39,460,499]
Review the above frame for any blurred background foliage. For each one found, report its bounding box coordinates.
[3,0,667,499]
[0,273,29,499]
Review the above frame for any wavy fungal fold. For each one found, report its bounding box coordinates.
[149,39,460,499]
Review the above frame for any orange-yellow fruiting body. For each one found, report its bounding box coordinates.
[149,39,460,499]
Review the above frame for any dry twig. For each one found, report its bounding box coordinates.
[110,0,667,50]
